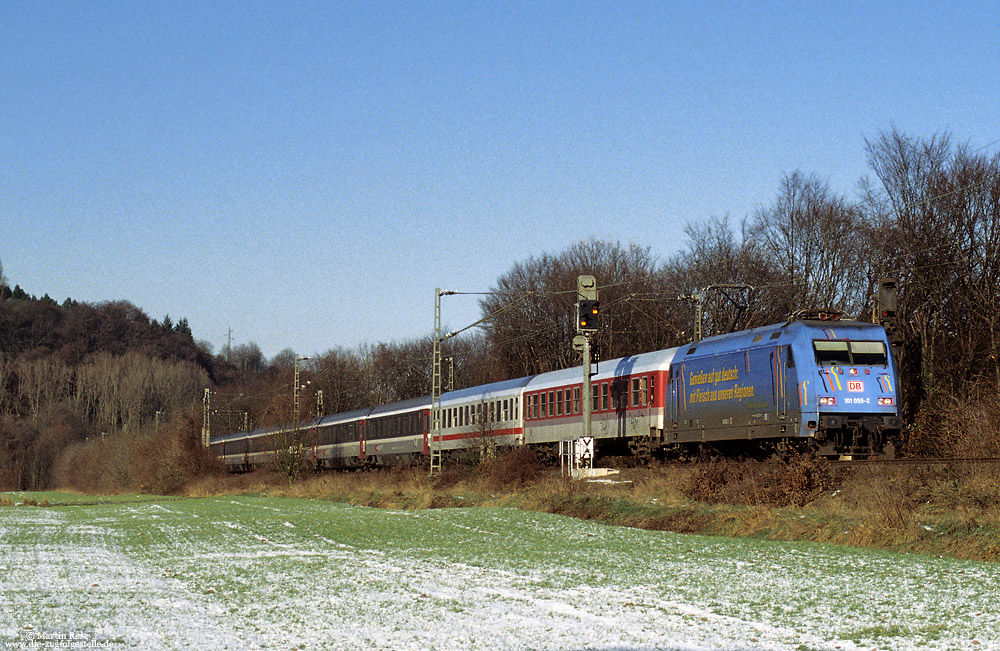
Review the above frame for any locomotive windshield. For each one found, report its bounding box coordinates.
[813,340,888,366]
[849,340,888,365]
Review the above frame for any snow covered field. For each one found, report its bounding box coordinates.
[1,494,998,650]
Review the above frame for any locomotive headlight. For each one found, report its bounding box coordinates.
[878,397,894,406]
[819,396,836,406]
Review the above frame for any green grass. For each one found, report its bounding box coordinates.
[2,493,999,649]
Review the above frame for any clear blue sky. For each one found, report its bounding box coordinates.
[2,1,997,359]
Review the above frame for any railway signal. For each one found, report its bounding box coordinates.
[577,300,600,332]
[877,277,897,323]
[877,277,900,344]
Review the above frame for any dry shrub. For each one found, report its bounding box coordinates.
[51,407,222,495]
[132,408,223,494]
[481,445,544,490]
[682,454,838,507]
[51,434,136,494]
[905,389,1000,457]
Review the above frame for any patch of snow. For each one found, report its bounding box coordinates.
[1,499,998,650]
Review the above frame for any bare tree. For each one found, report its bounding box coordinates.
[863,128,1000,399]
[748,172,869,318]
[664,216,780,337]
[480,239,678,379]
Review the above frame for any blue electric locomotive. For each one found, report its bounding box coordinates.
[665,314,900,457]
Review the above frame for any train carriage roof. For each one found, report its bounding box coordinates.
[439,376,534,405]
[525,347,678,392]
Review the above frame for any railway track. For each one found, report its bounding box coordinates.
[838,455,1000,466]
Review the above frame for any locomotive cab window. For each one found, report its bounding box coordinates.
[814,339,888,366]
[850,340,888,366]
[813,340,851,365]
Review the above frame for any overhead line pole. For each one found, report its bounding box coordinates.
[202,388,211,448]
[429,288,450,478]
[428,289,534,478]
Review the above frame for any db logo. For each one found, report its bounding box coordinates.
[847,381,864,392]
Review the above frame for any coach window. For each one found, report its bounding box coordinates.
[632,378,641,406]
[573,387,580,413]
[592,383,599,411]
[547,391,554,417]
[555,389,563,416]
[601,383,609,411]
[564,389,571,415]
[540,392,547,419]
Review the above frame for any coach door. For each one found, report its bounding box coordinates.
[770,346,789,420]
[359,420,367,460]
[668,366,681,431]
